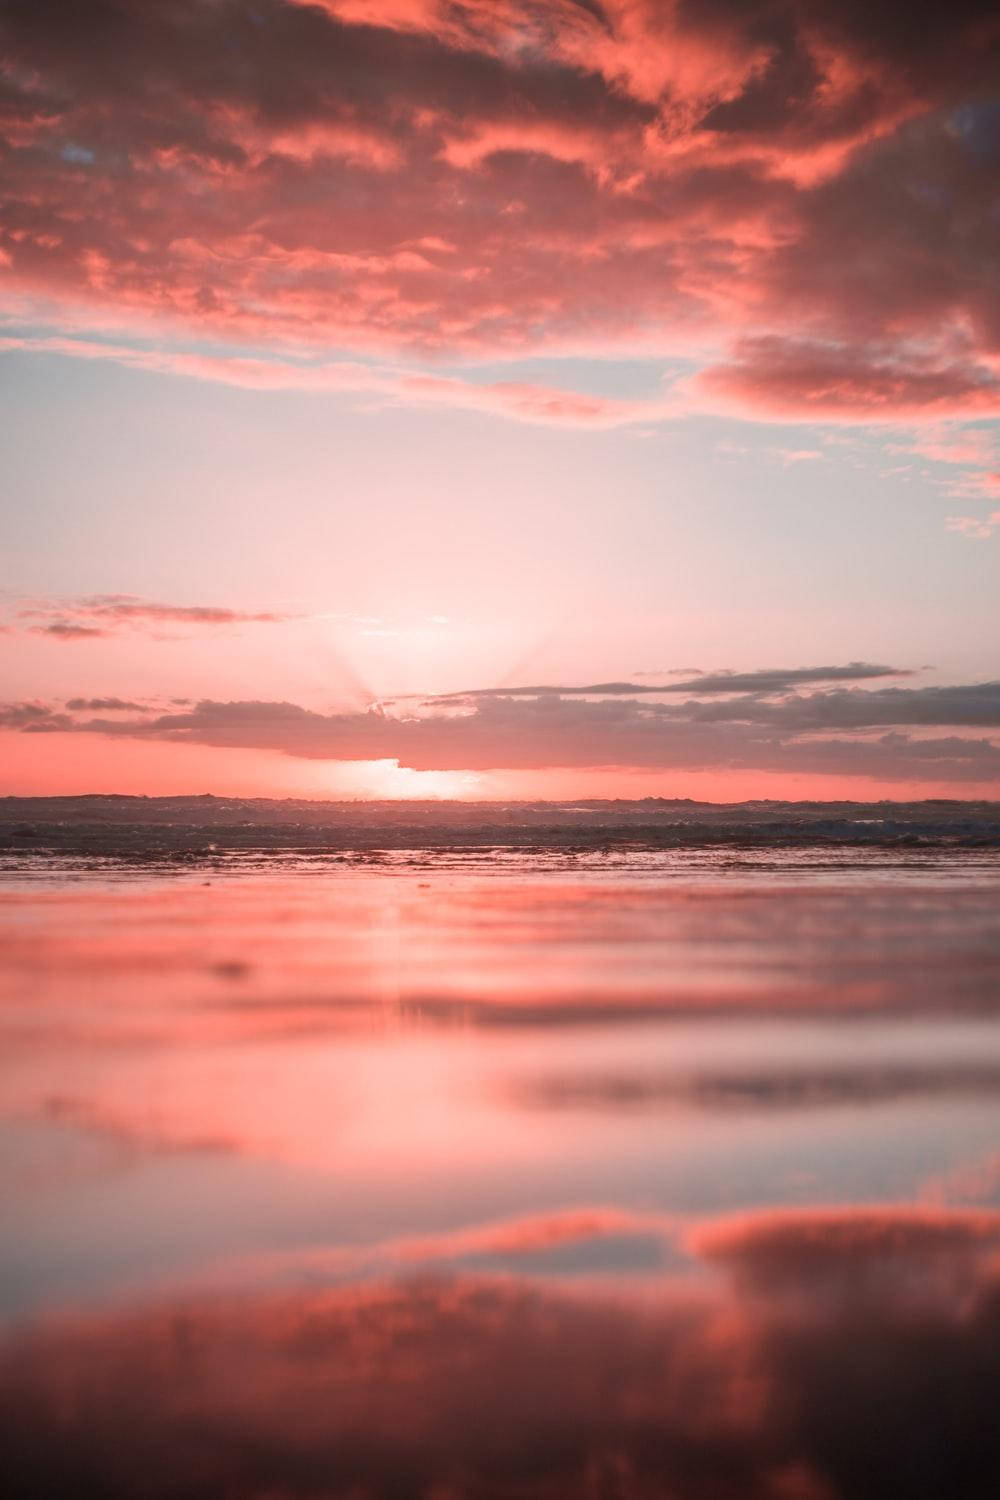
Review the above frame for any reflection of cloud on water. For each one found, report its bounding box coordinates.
[4,1206,1000,1500]
[4,873,1000,1067]
[181,1207,684,1296]
[920,1149,1000,1207]
[511,1063,1000,1114]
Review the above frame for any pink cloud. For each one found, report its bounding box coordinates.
[769,446,824,465]
[961,473,1000,495]
[73,598,291,626]
[0,0,997,429]
[393,1206,657,1262]
[14,595,303,640]
[399,373,657,426]
[910,428,997,468]
[0,335,659,426]
[946,510,1000,540]
[689,1203,1000,1282]
[27,620,110,640]
[698,338,1000,423]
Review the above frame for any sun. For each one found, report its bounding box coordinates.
[354,760,484,800]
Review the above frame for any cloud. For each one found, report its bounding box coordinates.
[513,1062,1000,1115]
[63,697,148,711]
[4,672,999,782]
[0,334,662,428]
[391,1207,655,1265]
[36,1092,244,1160]
[433,677,1000,733]
[685,680,1000,730]
[698,338,1000,422]
[197,1207,676,1289]
[947,510,1000,540]
[3,1204,1000,1499]
[922,1149,1000,1207]
[0,702,72,730]
[666,663,914,694]
[909,428,997,468]
[28,620,109,640]
[0,0,997,431]
[689,1204,1000,1283]
[769,446,824,465]
[15,595,299,638]
[895,428,1000,530]
[437,663,913,698]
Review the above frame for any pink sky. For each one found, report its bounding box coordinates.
[1,0,998,798]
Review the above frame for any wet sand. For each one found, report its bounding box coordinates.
[2,842,1000,1497]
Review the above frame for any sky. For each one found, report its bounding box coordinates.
[1,0,998,800]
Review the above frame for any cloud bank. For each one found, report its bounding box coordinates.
[4,668,1000,783]
[1,0,998,438]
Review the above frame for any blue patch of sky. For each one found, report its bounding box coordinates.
[948,100,1000,163]
[3,319,694,403]
[60,143,96,166]
[433,354,694,401]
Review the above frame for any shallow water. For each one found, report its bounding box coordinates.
[3,851,1000,1497]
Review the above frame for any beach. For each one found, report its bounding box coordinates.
[3,813,1000,1495]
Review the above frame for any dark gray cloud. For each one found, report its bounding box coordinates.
[0,702,73,731]
[16,596,298,638]
[513,1062,1000,1114]
[687,681,1000,729]
[665,666,917,693]
[0,682,990,782]
[432,678,1000,736]
[3,662,999,783]
[663,663,914,693]
[436,663,912,699]
[28,621,109,640]
[64,697,147,711]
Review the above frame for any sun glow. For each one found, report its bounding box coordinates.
[353,759,484,800]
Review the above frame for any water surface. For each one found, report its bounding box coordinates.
[3,849,1000,1497]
